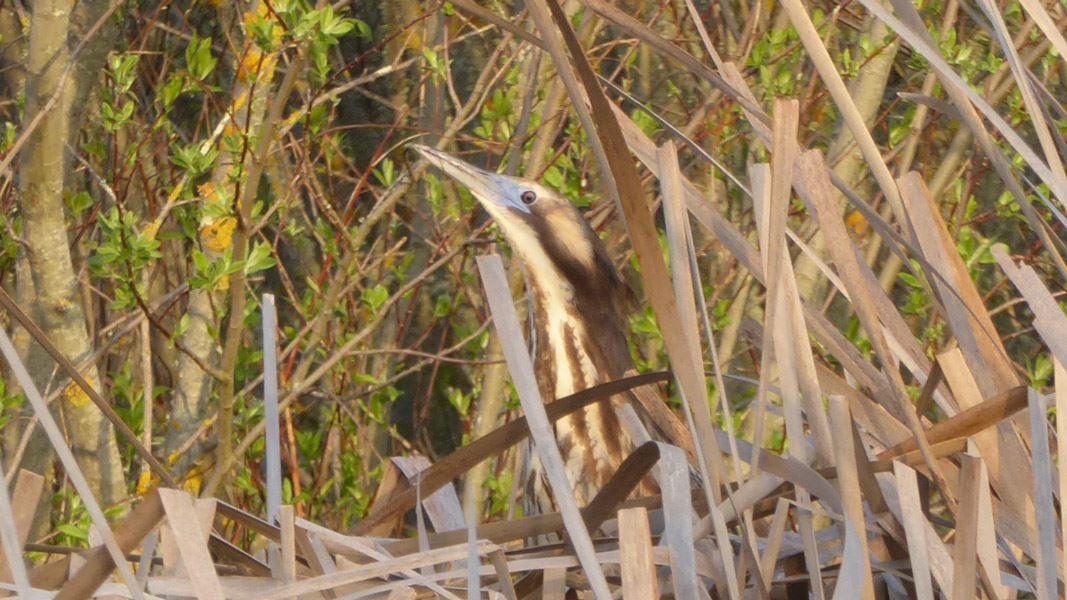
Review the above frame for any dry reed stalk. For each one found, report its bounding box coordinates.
[8,0,1065,597]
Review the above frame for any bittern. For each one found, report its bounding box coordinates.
[414,144,642,510]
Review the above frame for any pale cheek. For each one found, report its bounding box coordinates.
[545,210,595,271]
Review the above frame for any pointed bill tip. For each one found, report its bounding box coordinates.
[410,143,443,167]
[410,144,480,178]
[409,144,528,214]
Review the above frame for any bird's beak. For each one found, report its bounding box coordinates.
[411,144,531,214]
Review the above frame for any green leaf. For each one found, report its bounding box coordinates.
[57,523,89,542]
[319,6,354,37]
[373,158,396,187]
[421,47,448,81]
[245,241,277,275]
[353,373,380,385]
[174,314,190,339]
[65,191,94,215]
[446,386,470,415]
[161,74,186,108]
[185,36,217,81]
[362,284,388,313]
[109,53,140,93]
[433,295,452,317]
[352,18,372,38]
[170,143,218,176]
[898,272,923,289]
[247,15,281,51]
[631,109,661,136]
[191,249,210,274]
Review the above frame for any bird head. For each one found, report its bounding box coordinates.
[412,144,623,298]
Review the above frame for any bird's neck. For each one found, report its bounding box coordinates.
[524,268,634,507]
[526,270,632,401]
[529,277,596,399]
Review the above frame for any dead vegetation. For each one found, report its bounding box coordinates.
[1,0,1066,598]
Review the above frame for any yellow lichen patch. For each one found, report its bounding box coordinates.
[241,7,260,29]
[223,121,241,139]
[143,219,161,241]
[238,48,265,83]
[232,89,249,112]
[184,472,202,495]
[405,31,425,52]
[179,457,209,495]
[201,216,237,253]
[53,298,75,314]
[845,209,869,236]
[238,49,277,83]
[198,180,218,202]
[136,470,156,496]
[62,375,95,408]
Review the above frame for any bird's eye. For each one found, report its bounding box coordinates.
[520,190,537,205]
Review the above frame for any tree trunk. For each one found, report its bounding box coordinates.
[15,0,126,506]
[791,15,900,305]
[167,3,278,482]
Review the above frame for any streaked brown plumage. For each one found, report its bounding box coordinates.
[414,145,639,509]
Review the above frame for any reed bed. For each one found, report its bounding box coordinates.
[2,0,1065,597]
